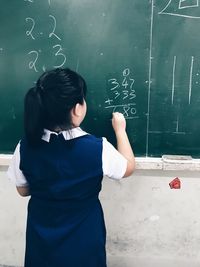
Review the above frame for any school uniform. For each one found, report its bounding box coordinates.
[7,127,127,267]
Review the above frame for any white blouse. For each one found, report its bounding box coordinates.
[7,127,127,187]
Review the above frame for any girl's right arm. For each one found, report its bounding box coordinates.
[112,112,135,177]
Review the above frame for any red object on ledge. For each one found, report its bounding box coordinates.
[169,177,181,189]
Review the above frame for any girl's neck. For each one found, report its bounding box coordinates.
[53,126,63,133]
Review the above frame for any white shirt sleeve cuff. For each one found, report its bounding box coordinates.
[7,143,29,187]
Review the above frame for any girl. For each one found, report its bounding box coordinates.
[7,68,135,267]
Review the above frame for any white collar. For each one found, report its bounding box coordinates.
[42,127,88,143]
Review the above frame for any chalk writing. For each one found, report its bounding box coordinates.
[24,0,51,4]
[25,17,36,40]
[25,2,67,73]
[171,56,194,105]
[179,0,199,9]
[105,104,138,119]
[28,51,39,72]
[108,78,120,91]
[173,114,186,134]
[146,0,155,155]
[147,0,199,155]
[105,68,138,119]
[25,16,62,41]
[189,56,194,104]
[53,44,66,68]
[76,59,79,72]
[171,56,176,105]
[49,15,61,41]
[159,0,200,18]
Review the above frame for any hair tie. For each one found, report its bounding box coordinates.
[36,82,44,93]
[39,84,44,91]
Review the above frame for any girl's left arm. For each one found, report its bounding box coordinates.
[7,143,30,197]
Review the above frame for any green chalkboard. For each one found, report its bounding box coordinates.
[1,0,200,157]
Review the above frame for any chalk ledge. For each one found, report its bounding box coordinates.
[136,156,200,171]
[1,154,200,171]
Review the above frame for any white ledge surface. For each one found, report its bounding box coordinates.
[1,154,200,171]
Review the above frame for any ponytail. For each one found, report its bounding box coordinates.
[24,87,44,146]
[24,68,87,146]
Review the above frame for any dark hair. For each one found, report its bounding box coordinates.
[24,68,87,146]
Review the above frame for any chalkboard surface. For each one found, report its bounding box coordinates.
[1,0,200,157]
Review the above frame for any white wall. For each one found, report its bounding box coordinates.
[0,169,27,266]
[1,168,200,267]
[103,171,200,267]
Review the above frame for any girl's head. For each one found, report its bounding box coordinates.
[24,68,87,145]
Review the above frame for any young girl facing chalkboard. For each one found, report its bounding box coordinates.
[7,68,135,267]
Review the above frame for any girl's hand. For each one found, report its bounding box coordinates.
[112,112,135,177]
[112,112,126,134]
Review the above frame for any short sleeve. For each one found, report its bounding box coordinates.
[102,137,127,180]
[7,142,29,187]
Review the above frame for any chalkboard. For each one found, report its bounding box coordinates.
[1,0,200,157]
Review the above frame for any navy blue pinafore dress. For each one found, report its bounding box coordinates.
[19,133,107,267]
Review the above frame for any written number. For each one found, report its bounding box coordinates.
[123,68,130,77]
[112,105,137,118]
[28,50,39,72]
[49,15,61,41]
[53,44,66,68]
[122,77,129,89]
[26,17,35,40]
[129,89,136,100]
[123,105,137,117]
[26,15,61,41]
[108,78,120,91]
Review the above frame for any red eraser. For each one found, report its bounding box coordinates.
[169,177,181,189]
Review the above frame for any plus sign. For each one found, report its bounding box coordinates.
[105,99,113,105]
